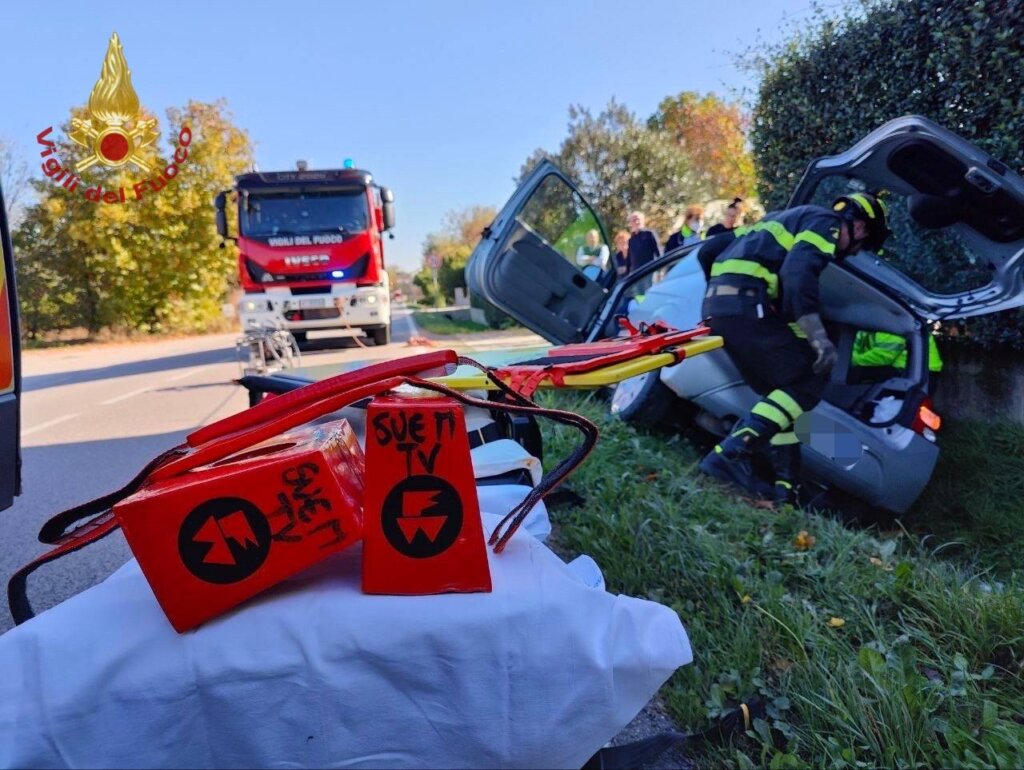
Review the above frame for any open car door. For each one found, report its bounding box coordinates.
[790,115,1024,321]
[0,183,21,511]
[466,161,610,344]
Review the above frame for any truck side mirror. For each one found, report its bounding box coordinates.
[214,191,229,240]
[381,187,396,231]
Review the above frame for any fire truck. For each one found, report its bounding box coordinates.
[216,162,395,345]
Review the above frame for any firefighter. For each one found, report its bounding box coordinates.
[697,193,891,504]
[852,329,943,376]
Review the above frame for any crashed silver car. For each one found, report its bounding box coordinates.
[467,116,1024,515]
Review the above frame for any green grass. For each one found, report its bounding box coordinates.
[906,418,1024,577]
[536,391,1024,769]
[412,311,489,335]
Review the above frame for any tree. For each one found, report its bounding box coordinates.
[0,138,31,228]
[13,99,253,335]
[518,100,694,237]
[648,92,757,201]
[414,205,496,305]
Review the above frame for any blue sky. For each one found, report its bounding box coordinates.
[2,0,827,271]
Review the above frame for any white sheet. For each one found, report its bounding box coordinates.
[0,513,692,768]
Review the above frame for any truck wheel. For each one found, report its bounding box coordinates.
[609,370,680,430]
[369,324,391,346]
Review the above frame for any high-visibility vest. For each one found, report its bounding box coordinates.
[852,331,943,372]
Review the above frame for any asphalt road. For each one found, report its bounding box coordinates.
[2,306,542,632]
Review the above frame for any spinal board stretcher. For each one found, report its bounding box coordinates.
[240,323,723,402]
[438,323,721,395]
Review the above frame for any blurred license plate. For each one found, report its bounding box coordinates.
[298,298,328,309]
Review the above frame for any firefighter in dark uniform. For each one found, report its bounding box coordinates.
[696,193,891,504]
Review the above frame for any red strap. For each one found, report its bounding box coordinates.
[9,512,120,625]
[187,350,458,447]
[151,376,405,481]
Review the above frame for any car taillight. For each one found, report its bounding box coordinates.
[912,397,941,440]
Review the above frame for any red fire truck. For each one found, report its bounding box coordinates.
[216,163,395,345]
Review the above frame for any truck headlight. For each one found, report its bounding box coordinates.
[366,295,377,304]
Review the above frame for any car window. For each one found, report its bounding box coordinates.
[517,174,609,270]
[808,176,990,295]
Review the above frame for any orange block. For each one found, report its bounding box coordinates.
[362,394,491,595]
[115,419,364,632]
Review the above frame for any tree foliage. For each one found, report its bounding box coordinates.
[749,0,1024,350]
[518,100,694,237]
[518,96,758,238]
[0,138,30,228]
[13,100,252,337]
[414,205,496,306]
[649,91,757,201]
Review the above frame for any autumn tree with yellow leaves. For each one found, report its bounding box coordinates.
[14,100,253,338]
[648,91,757,202]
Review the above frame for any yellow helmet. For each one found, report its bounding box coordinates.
[833,191,891,252]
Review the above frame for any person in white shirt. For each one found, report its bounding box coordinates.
[575,229,610,271]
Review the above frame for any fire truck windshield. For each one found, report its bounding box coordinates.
[240,190,369,238]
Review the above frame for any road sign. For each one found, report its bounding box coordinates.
[425,253,442,270]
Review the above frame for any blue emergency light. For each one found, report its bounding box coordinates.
[343,158,355,169]
[331,270,345,278]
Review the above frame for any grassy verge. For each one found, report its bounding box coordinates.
[537,391,1024,769]
[905,418,1024,577]
[412,311,489,336]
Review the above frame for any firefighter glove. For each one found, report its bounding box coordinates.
[796,313,837,374]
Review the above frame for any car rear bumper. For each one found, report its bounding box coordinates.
[798,400,938,514]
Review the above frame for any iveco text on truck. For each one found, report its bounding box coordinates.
[216,163,395,345]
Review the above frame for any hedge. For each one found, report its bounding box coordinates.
[750,0,1024,350]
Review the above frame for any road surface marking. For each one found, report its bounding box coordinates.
[22,413,81,436]
[100,386,153,405]
[169,366,209,381]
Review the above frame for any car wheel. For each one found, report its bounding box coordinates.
[609,370,680,429]
[369,324,391,346]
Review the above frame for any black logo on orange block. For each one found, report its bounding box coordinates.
[178,497,272,583]
[381,476,462,559]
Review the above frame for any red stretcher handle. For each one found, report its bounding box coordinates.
[187,350,458,448]
[150,376,408,482]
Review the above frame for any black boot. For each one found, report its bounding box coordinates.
[699,414,776,497]
[768,443,802,505]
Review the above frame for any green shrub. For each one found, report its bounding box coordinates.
[750,0,1024,350]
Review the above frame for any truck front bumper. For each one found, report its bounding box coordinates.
[239,285,390,332]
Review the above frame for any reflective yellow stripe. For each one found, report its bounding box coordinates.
[793,230,836,255]
[752,401,791,430]
[928,336,943,372]
[710,259,779,298]
[734,220,794,251]
[849,193,876,219]
[767,389,803,421]
[788,322,807,339]
[770,431,800,446]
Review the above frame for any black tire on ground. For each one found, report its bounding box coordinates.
[369,324,391,346]
[609,370,681,431]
